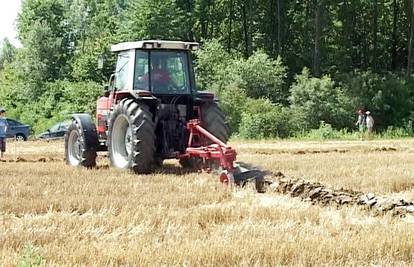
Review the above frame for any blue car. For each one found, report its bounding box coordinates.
[6,118,31,141]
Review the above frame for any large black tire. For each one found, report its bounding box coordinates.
[201,103,230,143]
[65,117,98,168]
[108,98,155,173]
[15,133,27,141]
[180,103,229,169]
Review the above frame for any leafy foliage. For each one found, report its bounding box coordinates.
[339,71,414,129]
[0,38,16,70]
[289,68,355,130]
[196,42,287,102]
[121,0,187,41]
[195,39,233,90]
[71,35,115,82]
[1,0,414,138]
[239,99,293,139]
[230,52,287,103]
[218,85,247,133]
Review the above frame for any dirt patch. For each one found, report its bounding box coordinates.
[250,146,398,156]
[293,149,350,155]
[372,146,398,152]
[251,148,350,155]
[267,171,414,217]
[0,156,64,163]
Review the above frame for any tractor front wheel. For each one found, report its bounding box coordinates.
[65,119,97,168]
[108,99,155,173]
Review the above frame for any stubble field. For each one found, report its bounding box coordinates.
[1,139,414,266]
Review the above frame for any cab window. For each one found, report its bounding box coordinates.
[133,50,190,94]
[115,53,130,90]
[134,51,149,90]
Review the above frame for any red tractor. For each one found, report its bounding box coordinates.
[64,40,264,191]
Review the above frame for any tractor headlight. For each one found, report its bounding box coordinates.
[143,43,154,49]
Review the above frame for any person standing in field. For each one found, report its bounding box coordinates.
[0,108,8,159]
[355,109,366,140]
[366,111,374,139]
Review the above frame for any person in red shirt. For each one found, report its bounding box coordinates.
[143,56,172,89]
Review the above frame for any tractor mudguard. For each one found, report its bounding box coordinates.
[71,114,99,151]
[194,91,217,105]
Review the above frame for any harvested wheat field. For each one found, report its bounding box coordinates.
[1,139,414,266]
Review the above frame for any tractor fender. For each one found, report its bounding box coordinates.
[194,91,217,105]
[70,113,99,151]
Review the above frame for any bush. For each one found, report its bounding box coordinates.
[304,121,347,140]
[195,39,233,91]
[289,68,355,130]
[196,41,287,104]
[218,85,248,133]
[230,51,287,103]
[60,80,103,115]
[239,99,293,139]
[380,126,413,139]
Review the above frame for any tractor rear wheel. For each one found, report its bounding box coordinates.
[201,103,229,142]
[108,99,155,173]
[65,119,97,168]
[180,103,229,169]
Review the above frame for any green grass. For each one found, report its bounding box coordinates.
[18,244,44,267]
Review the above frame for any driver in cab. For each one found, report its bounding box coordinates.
[143,56,171,89]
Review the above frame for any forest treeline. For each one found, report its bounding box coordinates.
[1,0,414,138]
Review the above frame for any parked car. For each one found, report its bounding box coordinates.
[38,121,71,140]
[6,118,31,141]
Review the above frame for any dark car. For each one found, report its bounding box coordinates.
[6,118,31,141]
[38,121,70,140]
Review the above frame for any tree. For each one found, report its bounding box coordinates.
[227,0,234,52]
[18,0,67,43]
[17,0,70,87]
[15,20,67,100]
[120,0,187,41]
[391,0,399,70]
[372,0,379,70]
[289,68,354,130]
[71,35,115,82]
[66,0,125,82]
[407,0,414,76]
[313,0,322,77]
[241,0,250,57]
[0,38,16,70]
[231,51,287,103]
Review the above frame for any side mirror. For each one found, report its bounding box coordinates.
[103,85,110,97]
[103,74,115,97]
[97,55,104,70]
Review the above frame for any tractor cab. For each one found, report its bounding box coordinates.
[109,40,199,96]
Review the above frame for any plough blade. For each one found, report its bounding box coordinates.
[232,165,266,193]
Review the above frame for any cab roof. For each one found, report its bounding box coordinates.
[111,40,199,52]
